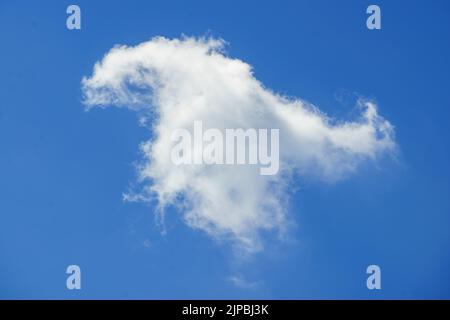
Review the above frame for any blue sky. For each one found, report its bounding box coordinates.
[1,0,450,299]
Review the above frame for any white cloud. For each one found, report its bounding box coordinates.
[82,36,395,252]
[227,274,261,289]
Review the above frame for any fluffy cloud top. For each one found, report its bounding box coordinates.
[82,36,395,252]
